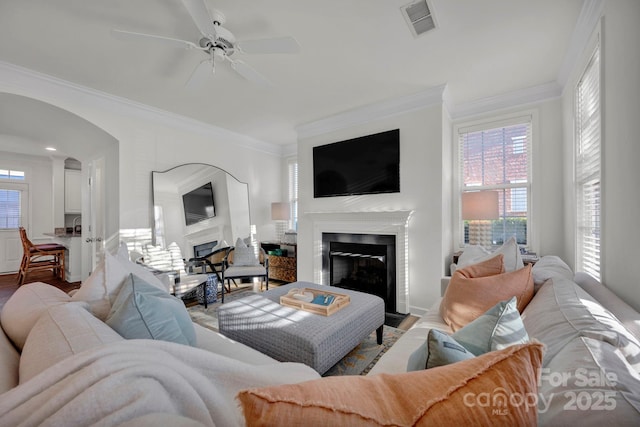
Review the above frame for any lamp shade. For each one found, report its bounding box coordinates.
[461,191,499,220]
[271,202,291,221]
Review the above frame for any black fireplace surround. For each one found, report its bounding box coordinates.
[322,232,397,313]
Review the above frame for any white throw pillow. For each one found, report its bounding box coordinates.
[233,237,258,266]
[70,259,110,320]
[457,236,524,272]
[72,251,170,320]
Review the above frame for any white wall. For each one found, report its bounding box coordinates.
[0,66,284,259]
[451,100,565,259]
[562,0,640,310]
[0,150,54,240]
[297,104,446,313]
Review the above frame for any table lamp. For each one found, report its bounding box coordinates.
[271,202,290,242]
[462,191,499,247]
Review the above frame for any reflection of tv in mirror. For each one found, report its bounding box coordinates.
[313,129,400,198]
[182,182,215,226]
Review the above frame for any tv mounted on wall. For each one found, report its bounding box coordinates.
[313,129,400,198]
[182,182,215,226]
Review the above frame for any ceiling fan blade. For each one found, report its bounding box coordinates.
[237,36,300,54]
[111,29,201,50]
[186,58,213,89]
[230,60,273,87]
[181,0,217,39]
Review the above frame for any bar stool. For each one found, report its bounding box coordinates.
[17,227,66,286]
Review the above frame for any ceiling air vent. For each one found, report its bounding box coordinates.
[401,0,436,38]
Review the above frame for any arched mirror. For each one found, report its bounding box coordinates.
[152,163,251,259]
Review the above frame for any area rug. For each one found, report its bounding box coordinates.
[186,288,255,331]
[187,294,405,376]
[322,326,404,376]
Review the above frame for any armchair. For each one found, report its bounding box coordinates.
[222,245,269,293]
[187,246,230,302]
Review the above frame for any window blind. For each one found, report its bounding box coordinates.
[458,117,532,246]
[575,43,601,280]
[0,189,21,229]
[287,159,299,230]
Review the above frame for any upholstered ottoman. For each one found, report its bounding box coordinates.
[217,282,385,374]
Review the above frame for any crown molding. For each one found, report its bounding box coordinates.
[296,84,448,140]
[557,0,604,88]
[448,81,562,120]
[0,61,284,156]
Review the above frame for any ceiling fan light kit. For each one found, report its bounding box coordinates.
[111,0,299,88]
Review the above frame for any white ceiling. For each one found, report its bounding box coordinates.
[0,0,584,147]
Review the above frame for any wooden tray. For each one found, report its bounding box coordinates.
[280,288,350,316]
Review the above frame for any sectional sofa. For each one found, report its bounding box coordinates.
[0,245,638,425]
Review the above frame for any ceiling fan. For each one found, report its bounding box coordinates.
[111,0,300,88]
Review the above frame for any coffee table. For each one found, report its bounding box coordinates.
[217,281,385,374]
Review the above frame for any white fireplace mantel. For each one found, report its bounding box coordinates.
[306,210,413,313]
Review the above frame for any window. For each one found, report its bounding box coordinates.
[575,42,601,280]
[0,189,21,229]
[0,169,25,229]
[0,169,25,180]
[287,159,299,230]
[457,116,532,247]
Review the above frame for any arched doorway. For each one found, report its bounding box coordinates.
[0,93,119,281]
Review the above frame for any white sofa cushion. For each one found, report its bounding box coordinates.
[0,324,19,394]
[367,299,451,376]
[19,302,123,383]
[531,255,573,291]
[0,282,71,350]
[522,277,640,372]
[538,336,640,425]
[193,324,280,366]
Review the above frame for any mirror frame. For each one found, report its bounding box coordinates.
[151,163,251,259]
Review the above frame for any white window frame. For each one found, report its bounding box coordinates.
[453,111,536,249]
[574,33,601,280]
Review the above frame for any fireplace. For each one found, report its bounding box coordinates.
[322,233,397,313]
[193,240,218,258]
[309,210,412,314]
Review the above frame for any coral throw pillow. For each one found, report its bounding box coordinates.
[440,258,533,331]
[237,342,544,427]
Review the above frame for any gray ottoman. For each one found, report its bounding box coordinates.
[217,281,385,374]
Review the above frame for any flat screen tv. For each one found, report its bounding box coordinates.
[182,182,215,226]
[313,129,400,198]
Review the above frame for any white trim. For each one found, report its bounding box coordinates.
[0,61,284,157]
[449,82,561,120]
[296,85,447,139]
[306,210,413,313]
[557,0,605,89]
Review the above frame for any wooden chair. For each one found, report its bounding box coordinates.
[17,227,66,286]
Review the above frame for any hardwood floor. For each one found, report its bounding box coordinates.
[0,271,81,309]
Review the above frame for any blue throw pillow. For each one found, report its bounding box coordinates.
[452,296,529,356]
[407,297,529,370]
[106,273,196,346]
[407,329,475,371]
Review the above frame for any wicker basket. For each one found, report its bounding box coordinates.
[280,288,350,316]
